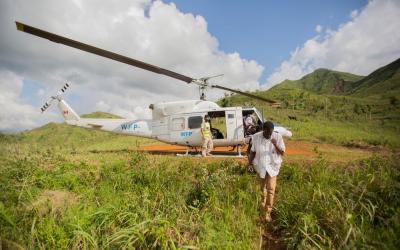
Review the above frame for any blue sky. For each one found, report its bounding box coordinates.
[165,0,367,81]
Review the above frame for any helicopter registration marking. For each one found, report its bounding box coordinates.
[180,131,192,137]
[121,123,140,130]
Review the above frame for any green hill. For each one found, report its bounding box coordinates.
[270,68,363,95]
[9,112,153,152]
[269,58,400,99]
[349,58,400,99]
[80,111,123,119]
[221,57,400,117]
[218,59,400,148]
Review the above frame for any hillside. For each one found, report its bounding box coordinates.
[349,58,400,99]
[81,111,123,119]
[270,68,363,95]
[268,58,400,99]
[218,59,400,148]
[221,58,400,117]
[14,112,154,151]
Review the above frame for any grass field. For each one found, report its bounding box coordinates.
[1,122,399,249]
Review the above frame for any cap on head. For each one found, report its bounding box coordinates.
[262,121,274,130]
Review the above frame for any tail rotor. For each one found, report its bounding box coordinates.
[40,83,70,113]
[61,83,69,93]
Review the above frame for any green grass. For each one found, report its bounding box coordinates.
[219,95,400,149]
[269,68,363,95]
[0,145,259,249]
[1,122,400,249]
[274,155,400,249]
[81,111,123,119]
[1,103,400,249]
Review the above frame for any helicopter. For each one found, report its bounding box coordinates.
[15,21,292,155]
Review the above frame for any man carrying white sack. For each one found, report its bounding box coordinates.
[248,121,285,222]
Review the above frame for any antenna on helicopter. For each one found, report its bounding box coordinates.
[16,21,279,106]
[40,83,70,113]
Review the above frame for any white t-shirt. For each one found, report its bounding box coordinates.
[251,131,285,178]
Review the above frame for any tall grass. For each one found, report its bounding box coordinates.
[273,155,400,249]
[0,148,259,249]
[1,135,399,249]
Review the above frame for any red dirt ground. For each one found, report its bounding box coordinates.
[139,143,308,155]
[138,139,376,163]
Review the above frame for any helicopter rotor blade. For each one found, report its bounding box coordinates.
[211,84,277,104]
[15,21,193,83]
[16,22,277,104]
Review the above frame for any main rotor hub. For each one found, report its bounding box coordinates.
[192,74,224,100]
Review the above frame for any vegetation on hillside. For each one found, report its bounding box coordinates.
[349,58,400,99]
[219,58,400,148]
[269,68,363,95]
[267,57,400,98]
[81,111,123,119]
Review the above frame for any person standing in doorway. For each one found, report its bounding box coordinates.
[248,121,285,222]
[201,115,213,157]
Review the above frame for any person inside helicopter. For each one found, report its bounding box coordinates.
[207,112,225,139]
[211,127,224,139]
[244,113,260,136]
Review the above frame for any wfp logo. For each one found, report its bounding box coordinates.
[121,123,140,130]
[180,131,192,137]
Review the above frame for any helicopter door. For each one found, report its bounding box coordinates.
[226,110,237,140]
[169,116,186,144]
[152,117,169,142]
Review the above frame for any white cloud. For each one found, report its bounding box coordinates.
[315,25,322,33]
[350,10,359,19]
[266,0,400,87]
[0,69,58,132]
[0,0,263,132]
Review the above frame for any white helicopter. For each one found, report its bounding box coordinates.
[16,22,292,155]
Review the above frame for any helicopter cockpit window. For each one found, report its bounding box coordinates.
[172,117,185,131]
[188,116,203,129]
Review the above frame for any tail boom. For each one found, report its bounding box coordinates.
[58,100,80,122]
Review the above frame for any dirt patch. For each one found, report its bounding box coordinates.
[28,190,78,216]
[138,139,376,164]
[138,144,310,155]
[285,139,378,163]
[0,238,25,250]
[261,226,286,250]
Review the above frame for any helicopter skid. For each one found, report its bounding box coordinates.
[176,153,245,158]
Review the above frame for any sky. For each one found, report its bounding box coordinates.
[0,0,399,132]
[164,0,368,78]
